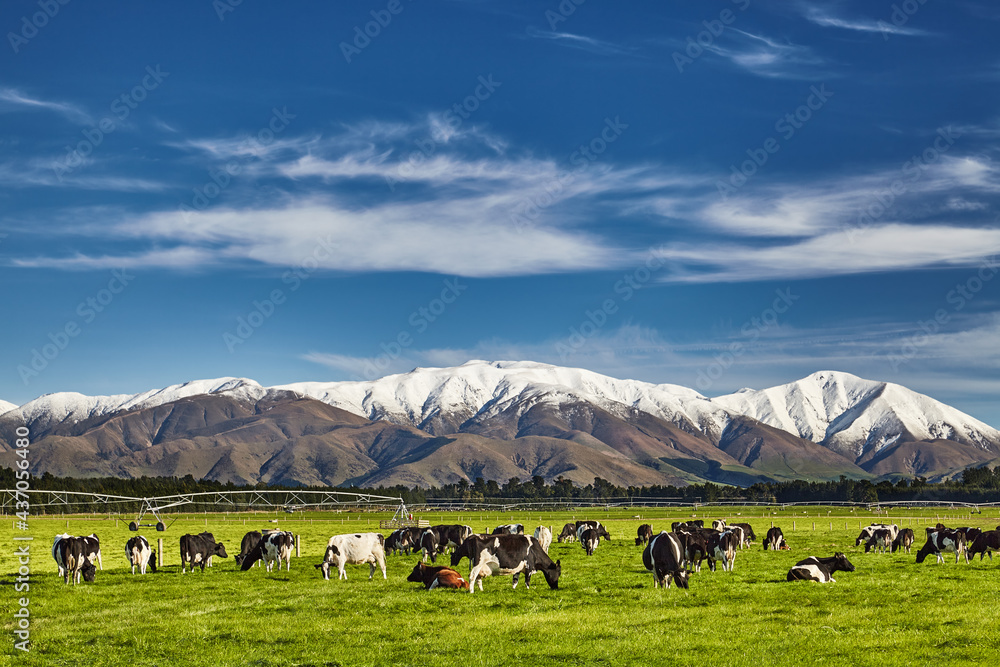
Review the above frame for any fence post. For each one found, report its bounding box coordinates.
[157,538,163,567]
[793,521,796,531]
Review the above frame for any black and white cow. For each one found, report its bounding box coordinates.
[865,528,892,554]
[968,530,1000,561]
[642,532,690,590]
[241,531,294,572]
[581,528,599,556]
[125,536,156,575]
[234,531,263,568]
[726,525,746,550]
[492,523,524,535]
[706,530,738,572]
[763,526,788,550]
[179,533,228,573]
[787,553,855,583]
[575,520,611,542]
[891,528,915,554]
[317,533,387,581]
[56,536,97,585]
[635,524,653,546]
[855,523,899,547]
[711,519,727,532]
[916,529,968,564]
[53,533,101,576]
[450,534,560,593]
[731,523,756,548]
[385,528,420,556]
[674,528,709,572]
[557,523,577,543]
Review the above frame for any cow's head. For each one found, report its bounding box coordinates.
[672,568,690,590]
[314,562,331,580]
[81,559,97,583]
[835,552,855,572]
[406,562,427,583]
[541,559,561,589]
[213,542,229,558]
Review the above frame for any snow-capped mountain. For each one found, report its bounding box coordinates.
[0,400,16,416]
[713,370,1000,460]
[2,361,998,485]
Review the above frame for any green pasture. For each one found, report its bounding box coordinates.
[2,506,1000,666]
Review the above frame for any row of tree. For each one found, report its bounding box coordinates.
[4,465,1000,509]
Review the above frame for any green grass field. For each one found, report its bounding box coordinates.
[3,506,1000,666]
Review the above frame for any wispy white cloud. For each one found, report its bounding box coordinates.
[525,27,637,56]
[700,29,829,79]
[0,88,91,124]
[800,6,931,37]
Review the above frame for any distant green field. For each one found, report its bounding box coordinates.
[3,506,1000,666]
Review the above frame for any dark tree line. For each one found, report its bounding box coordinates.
[4,466,1000,511]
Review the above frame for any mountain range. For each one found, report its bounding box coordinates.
[1,361,998,488]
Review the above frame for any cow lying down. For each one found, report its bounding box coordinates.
[787,553,855,583]
[407,562,470,590]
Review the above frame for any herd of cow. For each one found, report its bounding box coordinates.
[49,517,1000,593]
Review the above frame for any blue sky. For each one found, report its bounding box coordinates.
[2,0,999,426]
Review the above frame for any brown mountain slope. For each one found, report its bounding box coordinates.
[717,416,870,481]
[857,438,1000,480]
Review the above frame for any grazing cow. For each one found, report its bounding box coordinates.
[125,536,157,575]
[180,533,229,573]
[968,530,1000,561]
[317,533,387,581]
[557,523,577,543]
[671,520,704,532]
[78,534,102,570]
[891,528,915,554]
[642,532,689,590]
[712,519,727,532]
[534,526,553,554]
[636,524,653,546]
[575,521,611,542]
[706,530,738,572]
[581,528,599,556]
[450,534,560,593]
[855,523,900,546]
[731,523,756,548]
[234,531,263,568]
[52,533,71,576]
[787,553,855,583]
[57,537,97,585]
[241,531,294,572]
[916,529,968,564]
[865,528,892,554]
[406,562,470,590]
[418,526,470,564]
[763,527,788,551]
[492,523,524,535]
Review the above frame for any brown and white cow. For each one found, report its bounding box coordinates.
[406,562,470,590]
